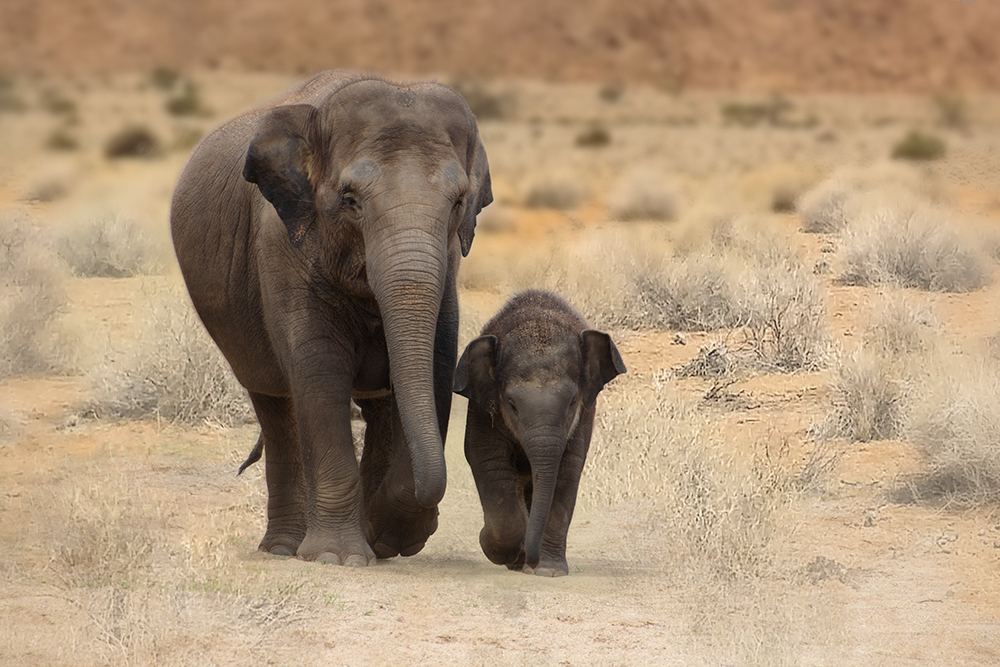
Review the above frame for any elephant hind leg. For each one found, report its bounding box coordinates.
[249,392,307,556]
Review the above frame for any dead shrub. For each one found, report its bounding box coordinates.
[891,129,946,161]
[165,80,208,117]
[0,215,75,377]
[607,168,680,222]
[863,292,938,356]
[449,79,514,120]
[586,373,792,580]
[905,352,1000,505]
[85,285,252,426]
[838,200,991,292]
[797,179,855,233]
[54,215,163,277]
[45,128,79,151]
[523,173,587,210]
[104,124,161,159]
[818,348,907,442]
[574,124,611,148]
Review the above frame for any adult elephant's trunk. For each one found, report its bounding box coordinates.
[522,432,564,569]
[366,214,449,509]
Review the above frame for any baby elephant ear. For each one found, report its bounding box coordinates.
[454,335,499,411]
[580,329,627,407]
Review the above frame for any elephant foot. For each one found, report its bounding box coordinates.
[297,531,377,567]
[523,557,569,577]
[258,533,303,557]
[366,505,439,559]
[480,527,525,569]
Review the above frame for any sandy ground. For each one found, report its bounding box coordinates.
[1,73,1000,665]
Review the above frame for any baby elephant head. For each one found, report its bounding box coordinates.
[454,329,626,434]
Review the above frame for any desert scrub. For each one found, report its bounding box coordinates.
[892,129,946,161]
[607,167,680,222]
[85,285,252,426]
[449,79,514,120]
[105,124,161,158]
[863,292,938,356]
[165,80,209,117]
[55,215,163,277]
[574,124,611,147]
[797,178,855,233]
[0,215,75,377]
[818,347,907,442]
[838,199,990,292]
[585,373,791,580]
[522,172,587,210]
[45,128,78,151]
[905,350,1000,504]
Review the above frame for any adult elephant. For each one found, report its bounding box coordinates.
[170,71,492,567]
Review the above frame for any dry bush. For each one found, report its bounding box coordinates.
[105,124,161,159]
[585,373,792,580]
[863,292,938,356]
[54,214,164,277]
[574,124,611,148]
[838,199,991,292]
[45,127,79,151]
[607,167,680,222]
[905,351,1000,505]
[818,348,907,442]
[0,406,22,444]
[0,215,76,377]
[166,80,209,117]
[797,178,855,233]
[891,129,946,161]
[522,172,587,210]
[85,285,252,426]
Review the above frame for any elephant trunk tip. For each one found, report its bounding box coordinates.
[414,468,447,509]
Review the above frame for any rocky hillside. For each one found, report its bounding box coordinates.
[1,0,997,91]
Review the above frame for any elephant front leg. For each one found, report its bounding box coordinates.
[293,377,376,567]
[363,399,440,558]
[465,405,528,569]
[248,392,307,556]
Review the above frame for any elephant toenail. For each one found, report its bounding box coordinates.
[316,552,342,565]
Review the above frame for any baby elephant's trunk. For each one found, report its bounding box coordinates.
[522,433,564,570]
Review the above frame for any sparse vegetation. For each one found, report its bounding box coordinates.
[40,88,77,116]
[574,123,611,148]
[450,79,513,120]
[797,179,855,233]
[523,173,587,210]
[721,97,792,127]
[171,125,204,151]
[105,124,161,159]
[933,93,968,130]
[0,215,75,377]
[607,168,680,222]
[820,348,907,442]
[165,80,208,117]
[905,351,1000,505]
[891,129,946,161]
[55,215,163,277]
[45,127,79,151]
[85,286,252,426]
[0,74,26,112]
[838,200,991,292]
[150,66,181,91]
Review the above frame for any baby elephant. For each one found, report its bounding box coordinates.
[454,290,626,576]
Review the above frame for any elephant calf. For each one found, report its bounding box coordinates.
[454,290,625,576]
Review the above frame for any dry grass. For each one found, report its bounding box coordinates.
[607,166,680,222]
[84,285,252,426]
[0,214,76,377]
[904,350,1000,505]
[586,372,793,581]
[818,347,907,442]
[838,198,991,292]
[54,214,165,277]
[522,172,588,210]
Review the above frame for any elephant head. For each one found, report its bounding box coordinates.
[242,79,492,508]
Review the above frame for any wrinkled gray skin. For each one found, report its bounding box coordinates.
[454,290,625,576]
[171,71,492,567]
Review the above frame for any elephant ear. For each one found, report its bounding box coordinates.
[580,329,627,407]
[243,104,320,247]
[458,128,493,258]
[454,335,499,411]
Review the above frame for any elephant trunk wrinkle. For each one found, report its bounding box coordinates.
[366,216,449,509]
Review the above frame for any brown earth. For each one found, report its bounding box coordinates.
[1,0,999,92]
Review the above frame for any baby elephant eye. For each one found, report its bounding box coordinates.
[341,192,361,214]
[506,398,518,415]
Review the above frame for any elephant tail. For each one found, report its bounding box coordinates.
[237,432,264,476]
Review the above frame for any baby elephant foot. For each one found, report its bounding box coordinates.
[296,531,377,567]
[524,557,569,577]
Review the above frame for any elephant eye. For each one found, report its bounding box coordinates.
[506,398,518,415]
[452,197,464,212]
[341,192,361,215]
